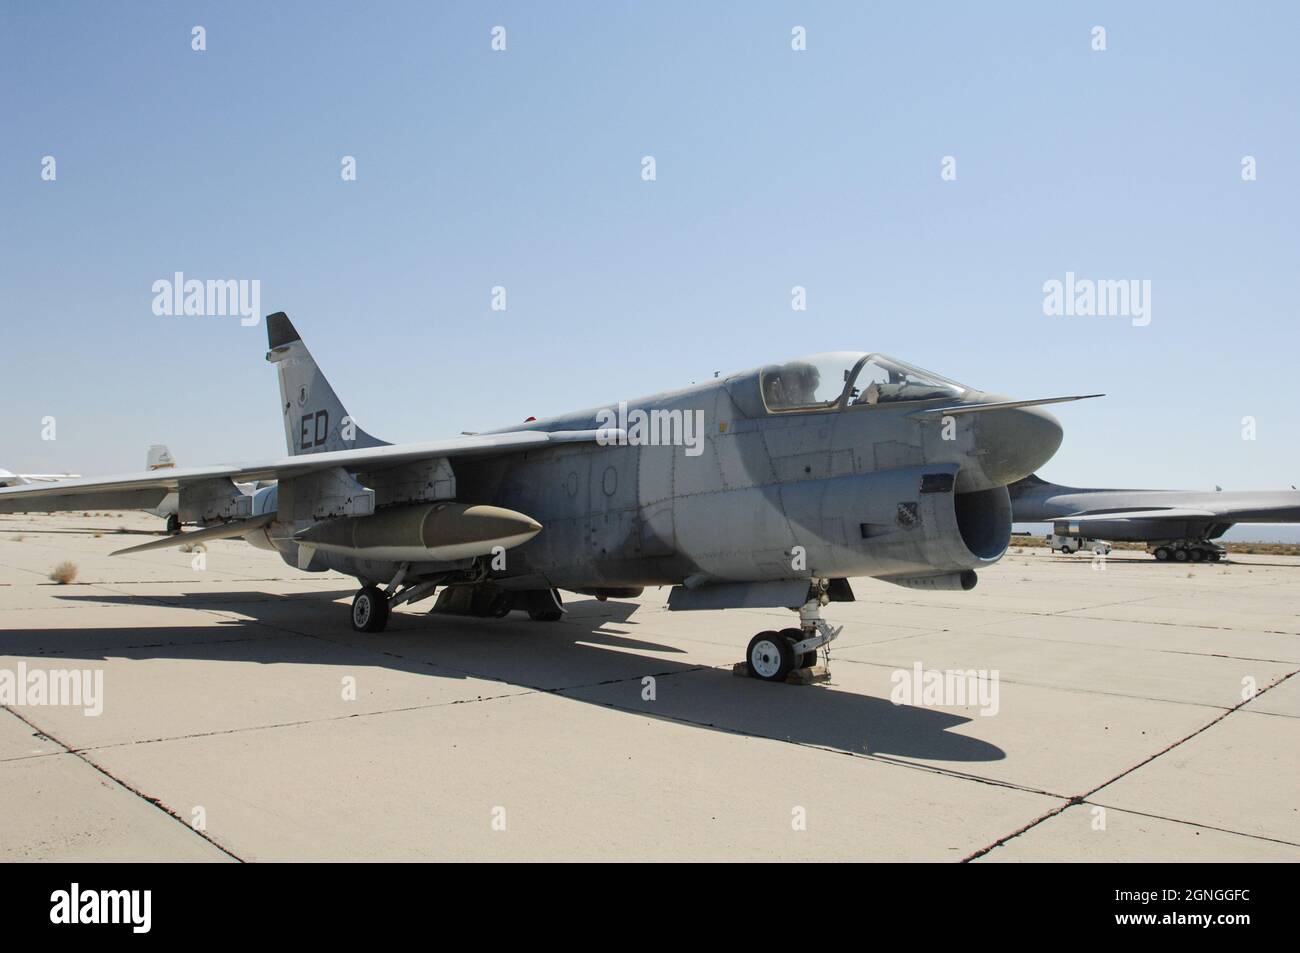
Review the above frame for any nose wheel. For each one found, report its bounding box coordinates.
[747,631,795,681]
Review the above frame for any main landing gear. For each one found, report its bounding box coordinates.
[350,563,441,633]
[351,585,389,632]
[744,591,843,683]
[350,566,563,633]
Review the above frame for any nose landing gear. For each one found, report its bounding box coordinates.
[742,588,843,683]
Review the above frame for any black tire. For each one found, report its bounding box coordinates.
[166,513,181,535]
[1173,549,1189,563]
[473,589,513,618]
[351,585,389,633]
[1190,548,1205,563]
[1208,551,1222,562]
[747,630,795,682]
[528,609,563,622]
[779,626,816,668]
[1154,547,1170,561]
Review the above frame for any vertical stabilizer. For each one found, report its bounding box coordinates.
[264,312,388,456]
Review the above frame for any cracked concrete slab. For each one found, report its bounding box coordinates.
[83,692,1061,861]
[1093,705,1300,845]
[0,711,230,861]
[974,802,1300,862]
[832,629,1294,710]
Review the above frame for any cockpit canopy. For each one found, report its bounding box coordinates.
[758,352,968,413]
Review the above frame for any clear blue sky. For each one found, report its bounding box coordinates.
[2,2,1297,491]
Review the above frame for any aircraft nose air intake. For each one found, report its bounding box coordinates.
[975,405,1063,486]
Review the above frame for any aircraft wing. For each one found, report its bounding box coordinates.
[1060,508,1219,522]
[0,429,613,514]
[1064,500,1300,524]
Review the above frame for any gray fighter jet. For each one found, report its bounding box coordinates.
[0,313,1088,681]
[1011,474,1300,562]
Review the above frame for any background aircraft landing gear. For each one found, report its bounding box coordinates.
[165,513,181,535]
[1150,540,1226,564]
[351,585,390,633]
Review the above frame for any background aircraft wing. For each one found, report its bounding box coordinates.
[0,429,614,514]
[1065,500,1300,524]
[1061,507,1220,522]
[0,470,81,487]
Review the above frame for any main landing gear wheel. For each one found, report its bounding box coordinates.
[1154,547,1170,561]
[780,627,816,668]
[351,585,390,633]
[165,513,181,535]
[1190,548,1205,562]
[1173,548,1189,563]
[747,630,795,682]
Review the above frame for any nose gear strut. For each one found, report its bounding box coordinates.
[740,581,841,683]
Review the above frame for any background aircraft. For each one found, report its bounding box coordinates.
[2,447,251,536]
[144,444,181,533]
[1011,474,1300,562]
[0,313,1089,682]
[143,444,262,534]
[0,469,79,487]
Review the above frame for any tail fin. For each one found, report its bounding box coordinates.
[265,312,388,456]
[146,444,176,470]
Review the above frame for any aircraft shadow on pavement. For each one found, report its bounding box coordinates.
[1047,554,1299,568]
[3,590,1004,763]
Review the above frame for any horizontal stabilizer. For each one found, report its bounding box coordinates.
[110,514,275,556]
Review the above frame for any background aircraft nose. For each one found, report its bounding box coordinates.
[975,405,1063,485]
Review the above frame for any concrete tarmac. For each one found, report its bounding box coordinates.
[1,512,1296,861]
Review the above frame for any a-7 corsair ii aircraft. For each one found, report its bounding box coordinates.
[0,314,1093,682]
